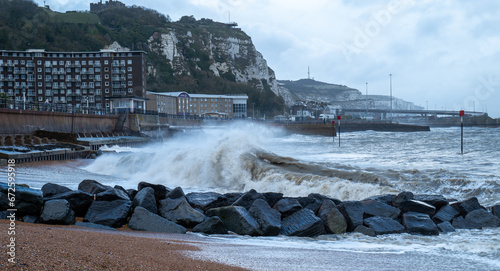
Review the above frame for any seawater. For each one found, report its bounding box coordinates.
[5,122,500,269]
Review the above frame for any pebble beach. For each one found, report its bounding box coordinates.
[0,220,247,271]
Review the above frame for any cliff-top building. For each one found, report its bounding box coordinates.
[0,49,147,113]
[90,0,126,13]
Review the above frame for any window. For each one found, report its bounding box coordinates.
[37,68,42,72]
[104,60,109,65]
[105,89,109,93]
[38,89,43,94]
[128,81,132,86]
[127,60,132,64]
[128,88,132,93]
[105,82,109,86]
[127,74,132,79]
[127,67,132,72]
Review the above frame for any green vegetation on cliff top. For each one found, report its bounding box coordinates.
[0,0,283,116]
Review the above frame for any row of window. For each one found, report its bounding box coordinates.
[0,59,134,66]
[0,66,133,73]
[0,88,133,95]
[1,80,133,88]
[1,52,136,58]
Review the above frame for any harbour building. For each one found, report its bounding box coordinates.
[146,91,248,119]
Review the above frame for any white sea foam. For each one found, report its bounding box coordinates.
[84,122,396,198]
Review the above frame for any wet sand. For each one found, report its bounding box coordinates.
[1,220,496,271]
[0,220,247,271]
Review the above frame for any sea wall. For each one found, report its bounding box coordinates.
[0,109,119,134]
[1,180,499,237]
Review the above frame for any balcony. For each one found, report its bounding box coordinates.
[65,63,81,68]
[65,78,81,82]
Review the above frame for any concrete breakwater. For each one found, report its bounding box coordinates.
[1,180,499,237]
[275,122,430,137]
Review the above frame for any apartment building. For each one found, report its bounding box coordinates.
[146,91,248,119]
[0,49,147,113]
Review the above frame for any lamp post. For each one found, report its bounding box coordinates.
[252,102,255,120]
[365,82,368,119]
[389,74,392,120]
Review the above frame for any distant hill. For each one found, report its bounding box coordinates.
[0,0,286,116]
[279,79,362,103]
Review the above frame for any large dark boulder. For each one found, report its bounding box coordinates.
[0,183,43,216]
[248,199,281,236]
[205,206,260,236]
[84,199,131,228]
[364,216,405,235]
[132,187,158,214]
[96,188,130,201]
[402,212,439,236]
[280,208,325,237]
[166,187,185,199]
[128,206,186,233]
[493,205,500,219]
[186,192,227,211]
[308,193,342,205]
[159,197,205,228]
[354,225,376,236]
[137,182,169,202]
[414,194,448,209]
[192,216,228,234]
[465,209,500,228]
[398,200,436,216]
[432,205,460,223]
[362,200,400,219]
[78,179,111,194]
[338,201,364,232]
[452,216,479,229]
[391,191,414,207]
[223,193,243,205]
[363,194,396,206]
[437,221,455,233]
[298,196,323,213]
[232,189,266,210]
[126,189,138,201]
[263,192,283,207]
[451,197,483,216]
[40,199,75,225]
[45,190,93,217]
[318,200,347,234]
[273,198,302,217]
[41,183,72,198]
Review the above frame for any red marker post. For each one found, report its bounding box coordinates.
[459,110,465,154]
[337,115,341,147]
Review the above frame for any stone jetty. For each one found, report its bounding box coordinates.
[1,180,499,237]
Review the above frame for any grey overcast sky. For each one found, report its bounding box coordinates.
[36,0,500,117]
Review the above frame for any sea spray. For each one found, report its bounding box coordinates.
[84,123,396,199]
